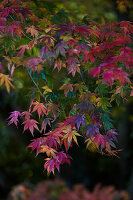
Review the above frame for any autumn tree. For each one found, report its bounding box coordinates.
[0,0,133,174]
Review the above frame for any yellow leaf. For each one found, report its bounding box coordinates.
[0,73,15,93]
[42,86,52,94]
[85,137,97,152]
[90,95,96,104]
[72,130,81,144]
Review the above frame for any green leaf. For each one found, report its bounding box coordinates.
[101,113,113,131]
[95,82,108,97]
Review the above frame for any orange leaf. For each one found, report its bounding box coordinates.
[0,73,15,93]
[26,25,39,38]
[31,101,47,118]
[59,84,73,96]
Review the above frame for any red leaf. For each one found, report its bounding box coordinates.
[8,111,22,126]
[89,67,101,78]
[31,101,47,118]
[59,84,73,96]
[22,119,39,136]
[94,134,106,149]
[41,118,52,133]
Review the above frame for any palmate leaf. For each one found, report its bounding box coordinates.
[59,84,73,96]
[86,123,100,138]
[55,41,69,57]
[8,111,22,126]
[73,114,86,130]
[61,125,81,151]
[44,151,71,174]
[96,97,112,111]
[41,118,52,133]
[42,86,52,95]
[40,145,57,157]
[95,82,108,96]
[101,113,113,131]
[22,119,39,136]
[30,101,47,118]
[26,25,39,38]
[85,137,98,152]
[94,134,106,149]
[0,73,15,92]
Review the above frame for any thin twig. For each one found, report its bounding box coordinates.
[22,32,32,41]
[80,71,89,91]
[9,15,32,41]
[27,70,46,100]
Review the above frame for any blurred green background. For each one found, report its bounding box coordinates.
[0,0,133,199]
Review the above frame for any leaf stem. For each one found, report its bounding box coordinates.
[27,70,46,100]
[80,71,89,91]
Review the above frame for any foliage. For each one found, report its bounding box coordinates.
[0,0,133,174]
[8,179,130,200]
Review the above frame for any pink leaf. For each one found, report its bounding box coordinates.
[8,111,22,126]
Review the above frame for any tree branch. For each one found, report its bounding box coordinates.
[27,70,46,100]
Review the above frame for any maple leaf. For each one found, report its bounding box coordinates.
[55,151,71,171]
[113,86,125,99]
[62,125,81,151]
[44,151,71,174]
[6,21,23,38]
[8,111,22,126]
[94,134,106,149]
[118,47,133,68]
[106,129,118,142]
[42,86,52,95]
[113,68,130,86]
[120,21,133,34]
[84,50,95,63]
[0,7,15,18]
[45,130,63,146]
[59,84,73,96]
[28,137,45,155]
[21,58,43,72]
[53,60,66,72]
[0,73,15,92]
[78,101,94,113]
[66,57,80,76]
[89,67,101,78]
[46,103,60,121]
[41,118,52,133]
[31,101,47,118]
[102,70,114,86]
[40,45,50,58]
[39,35,55,46]
[44,135,58,148]
[17,44,29,57]
[55,41,69,57]
[86,123,100,138]
[96,97,112,111]
[73,114,86,130]
[22,119,39,136]
[40,145,57,157]
[85,137,98,152]
[74,25,89,36]
[44,158,55,174]
[66,38,78,46]
[26,25,39,38]
[21,111,32,120]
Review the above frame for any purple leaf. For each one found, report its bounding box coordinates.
[86,123,100,138]
[8,111,22,126]
[73,114,86,130]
